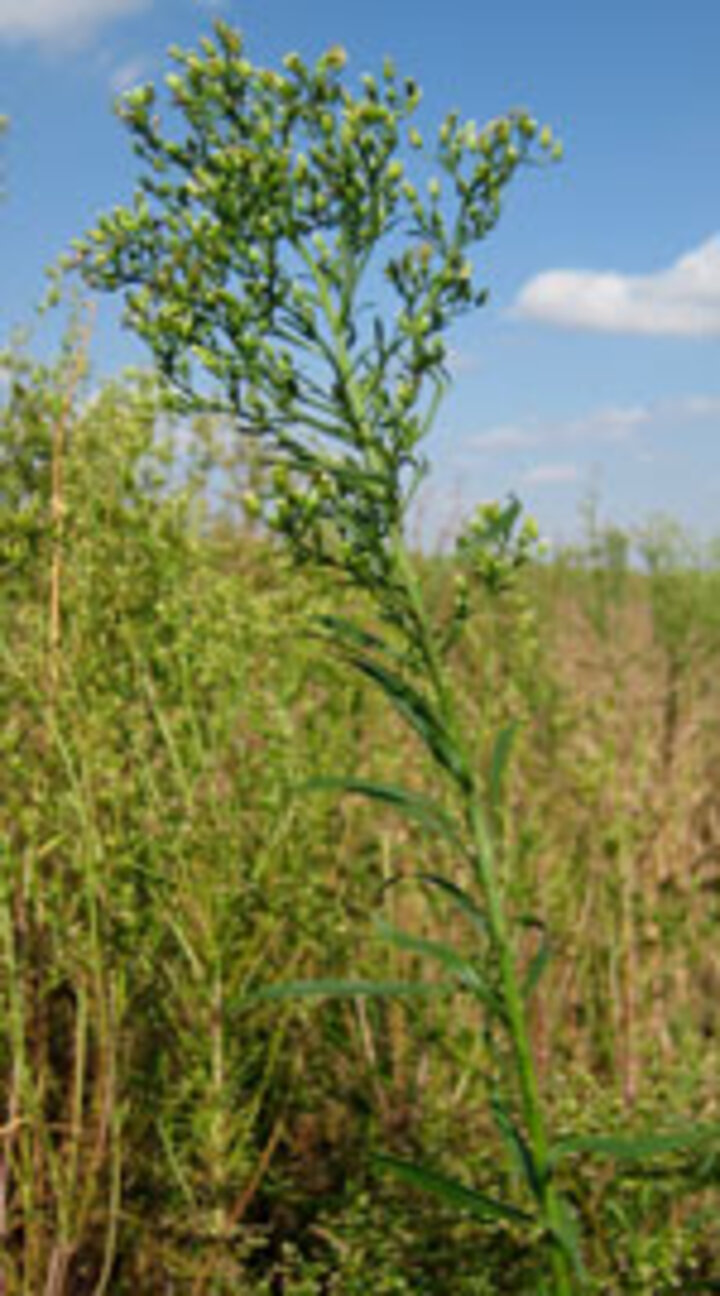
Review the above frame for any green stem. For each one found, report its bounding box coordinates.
[391,536,575,1294]
[467,802,573,1294]
[315,256,576,1286]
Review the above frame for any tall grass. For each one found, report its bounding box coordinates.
[0,340,718,1291]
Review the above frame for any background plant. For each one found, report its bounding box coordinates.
[1,335,719,1293]
[67,22,720,1293]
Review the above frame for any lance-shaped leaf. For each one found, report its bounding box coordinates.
[491,1096,544,1200]
[346,652,472,791]
[489,721,518,813]
[311,613,403,663]
[375,918,504,1020]
[550,1123,720,1166]
[404,872,491,939]
[302,776,466,849]
[518,915,552,1001]
[548,1193,587,1280]
[375,1154,533,1225]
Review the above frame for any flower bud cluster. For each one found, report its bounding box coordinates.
[71,20,560,603]
[456,497,543,597]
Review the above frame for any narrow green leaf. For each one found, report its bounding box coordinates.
[523,941,551,1000]
[518,917,552,1001]
[247,978,452,1005]
[347,653,472,791]
[302,776,465,848]
[375,919,504,1018]
[549,1193,587,1280]
[489,722,518,812]
[411,872,490,938]
[491,1097,543,1199]
[551,1123,720,1166]
[375,1155,533,1225]
[312,613,402,662]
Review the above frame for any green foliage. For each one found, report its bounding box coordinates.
[59,23,719,1294]
[71,20,557,604]
[0,351,718,1291]
[0,347,388,1292]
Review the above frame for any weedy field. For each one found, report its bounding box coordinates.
[1,23,720,1295]
[0,355,718,1294]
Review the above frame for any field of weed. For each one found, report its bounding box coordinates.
[1,357,718,1293]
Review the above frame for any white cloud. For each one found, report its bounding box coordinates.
[0,0,150,46]
[462,393,720,470]
[522,463,580,486]
[109,54,151,94]
[513,235,720,337]
[447,346,483,377]
[470,424,537,452]
[558,404,651,442]
[470,403,651,455]
[672,393,720,418]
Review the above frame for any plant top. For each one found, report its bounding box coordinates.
[69,21,558,594]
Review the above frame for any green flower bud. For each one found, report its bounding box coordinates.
[214,22,242,55]
[272,463,289,493]
[324,45,348,70]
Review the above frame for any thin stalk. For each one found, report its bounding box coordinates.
[620,845,638,1108]
[92,1113,122,1296]
[309,234,576,1290]
[390,534,575,1293]
[47,306,94,699]
[467,803,572,1294]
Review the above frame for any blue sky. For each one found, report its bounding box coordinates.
[1,0,720,542]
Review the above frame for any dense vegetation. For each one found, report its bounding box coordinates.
[1,22,719,1295]
[1,343,718,1293]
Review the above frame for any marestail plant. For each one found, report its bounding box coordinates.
[68,22,720,1292]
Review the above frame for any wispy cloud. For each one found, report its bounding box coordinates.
[522,462,580,486]
[469,424,537,452]
[0,0,150,47]
[461,393,720,475]
[446,346,483,377]
[675,394,720,418]
[469,402,652,455]
[512,235,720,337]
[109,54,151,94]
